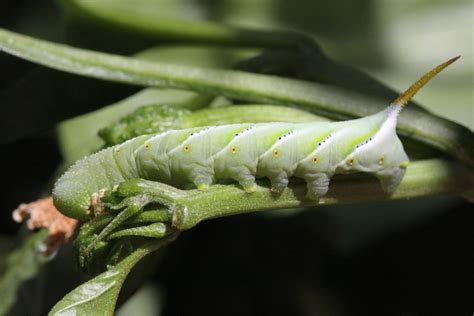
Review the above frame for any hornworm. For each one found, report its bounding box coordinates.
[53,57,459,220]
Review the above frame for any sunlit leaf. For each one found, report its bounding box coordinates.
[49,238,173,316]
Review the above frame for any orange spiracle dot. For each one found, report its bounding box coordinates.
[273,149,279,157]
[378,156,385,165]
[183,144,190,152]
[313,156,318,164]
[231,146,237,154]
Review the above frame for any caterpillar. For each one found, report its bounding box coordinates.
[53,57,458,220]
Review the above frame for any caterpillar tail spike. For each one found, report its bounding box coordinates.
[392,56,460,109]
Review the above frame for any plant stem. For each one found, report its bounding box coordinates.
[171,159,471,230]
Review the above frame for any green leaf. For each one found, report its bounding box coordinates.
[0,28,472,165]
[0,230,49,316]
[57,0,299,48]
[49,237,173,316]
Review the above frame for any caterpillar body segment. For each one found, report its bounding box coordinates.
[53,110,404,220]
[52,135,150,220]
[52,57,458,220]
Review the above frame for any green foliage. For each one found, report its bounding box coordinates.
[49,237,175,316]
[0,1,472,315]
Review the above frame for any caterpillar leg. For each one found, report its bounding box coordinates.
[305,173,331,200]
[375,167,406,194]
[226,166,258,193]
[192,173,214,191]
[269,171,289,194]
[237,175,257,193]
[181,165,214,191]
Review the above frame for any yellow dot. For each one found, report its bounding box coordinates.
[378,156,385,165]
[348,158,354,166]
[273,149,279,157]
[400,161,409,169]
[313,156,318,164]
[144,144,150,149]
[183,144,190,152]
[115,149,120,154]
[231,146,237,154]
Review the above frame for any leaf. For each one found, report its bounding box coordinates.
[0,230,49,315]
[57,0,297,48]
[0,28,472,165]
[49,237,174,316]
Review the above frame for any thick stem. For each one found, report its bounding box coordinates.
[172,159,471,230]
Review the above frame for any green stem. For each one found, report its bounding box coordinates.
[171,159,471,230]
[0,28,471,165]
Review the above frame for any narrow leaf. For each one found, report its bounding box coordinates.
[49,237,174,316]
[58,0,298,48]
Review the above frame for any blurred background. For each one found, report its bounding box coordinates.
[0,0,472,315]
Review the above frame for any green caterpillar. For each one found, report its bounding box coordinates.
[53,57,458,220]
